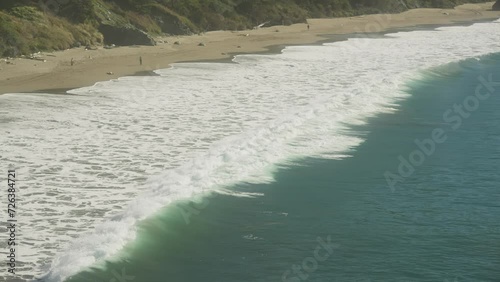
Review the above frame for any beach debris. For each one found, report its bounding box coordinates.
[27,52,47,62]
[174,41,181,45]
[275,29,280,32]
[31,51,41,56]
[221,52,227,55]
[253,21,270,29]
[198,42,206,46]
[237,45,242,48]
[106,71,114,75]
[30,58,47,62]
[85,45,98,50]
[442,12,449,15]
[238,33,249,37]
[104,44,116,49]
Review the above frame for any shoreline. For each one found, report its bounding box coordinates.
[27,18,499,96]
[1,2,499,95]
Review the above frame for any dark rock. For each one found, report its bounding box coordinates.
[148,7,194,35]
[99,24,156,46]
[493,0,500,11]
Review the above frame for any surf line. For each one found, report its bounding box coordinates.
[384,74,500,191]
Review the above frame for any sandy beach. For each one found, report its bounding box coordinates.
[0,2,499,95]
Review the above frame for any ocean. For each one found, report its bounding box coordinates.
[0,20,499,282]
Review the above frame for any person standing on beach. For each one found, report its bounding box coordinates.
[70,58,74,66]
[139,56,143,66]
[307,24,310,30]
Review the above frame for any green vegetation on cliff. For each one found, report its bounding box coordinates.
[0,0,492,57]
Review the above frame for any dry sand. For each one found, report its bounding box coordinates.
[1,2,499,95]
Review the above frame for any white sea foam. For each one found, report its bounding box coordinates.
[0,20,499,282]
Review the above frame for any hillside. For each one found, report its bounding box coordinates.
[0,0,493,57]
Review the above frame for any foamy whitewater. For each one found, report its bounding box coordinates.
[0,20,499,281]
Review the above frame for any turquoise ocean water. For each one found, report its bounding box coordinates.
[64,53,500,281]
